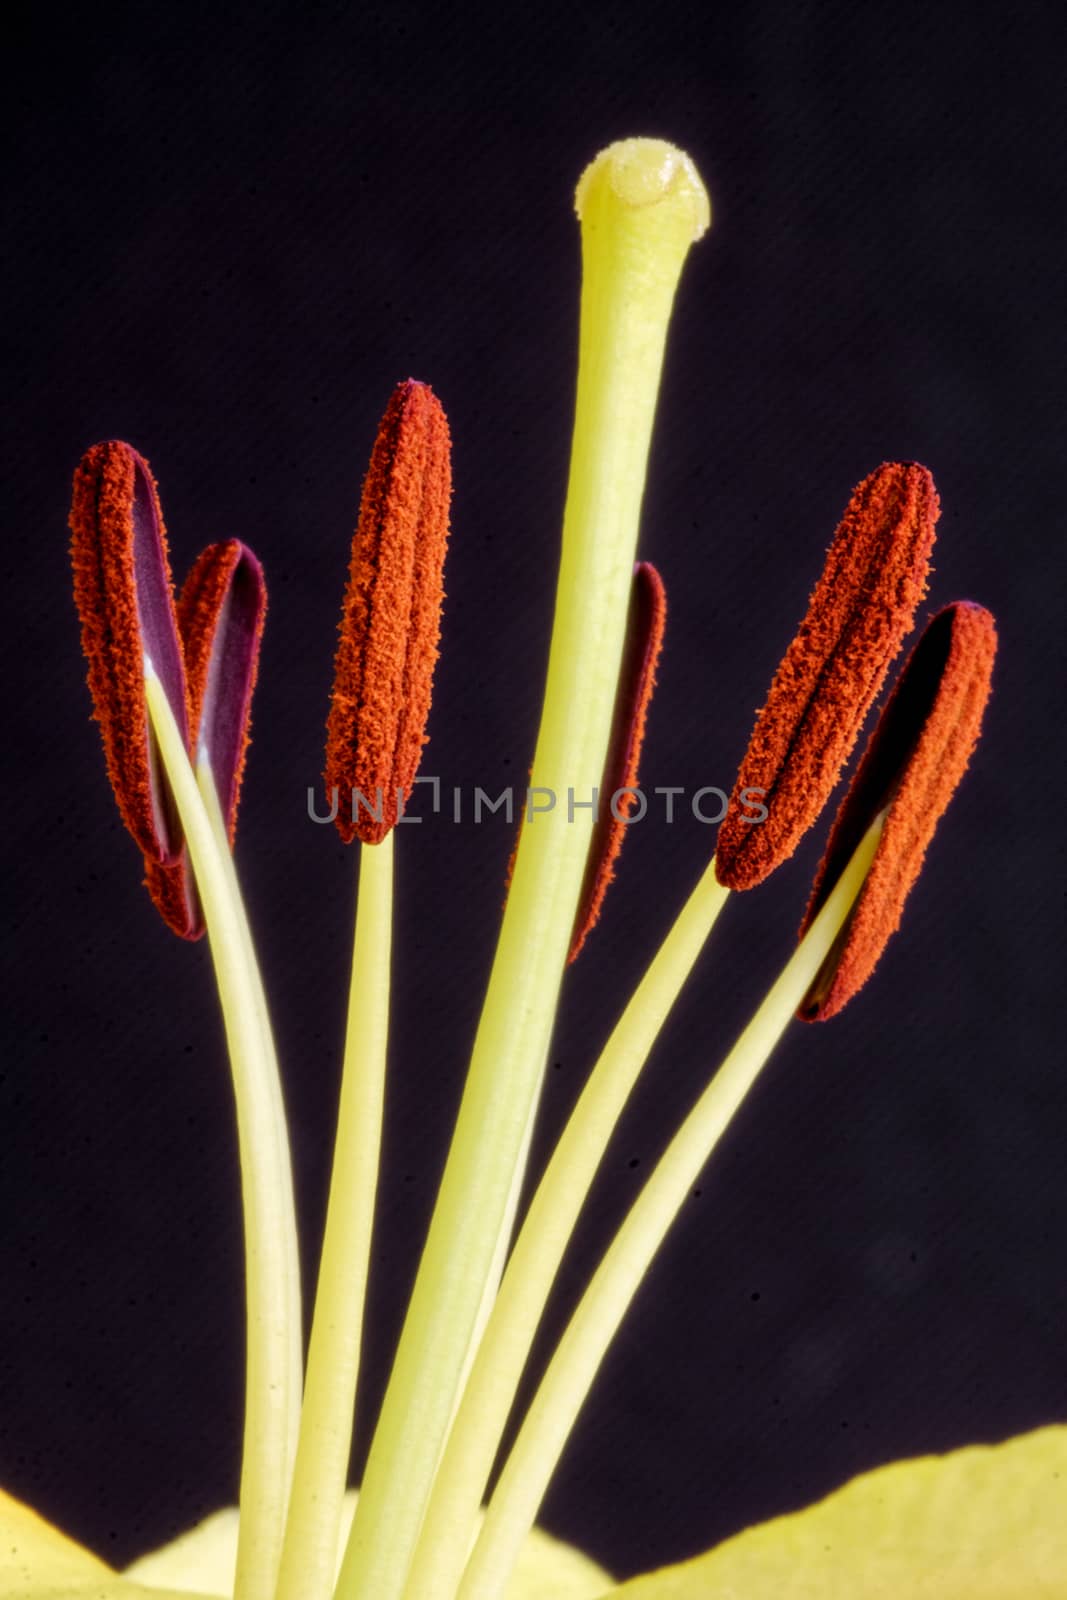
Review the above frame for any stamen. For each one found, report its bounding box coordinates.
[715,462,939,890]
[324,379,452,845]
[144,541,268,939]
[799,601,997,1020]
[569,561,666,960]
[69,440,190,863]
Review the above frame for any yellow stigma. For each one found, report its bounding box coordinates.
[575,136,711,240]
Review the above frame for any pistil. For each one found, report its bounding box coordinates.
[336,138,709,1600]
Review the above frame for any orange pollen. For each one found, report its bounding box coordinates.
[324,379,452,846]
[798,601,997,1021]
[69,440,190,865]
[715,461,939,891]
[569,562,667,962]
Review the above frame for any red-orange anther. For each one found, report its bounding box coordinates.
[178,540,267,840]
[715,462,939,891]
[325,379,452,845]
[142,845,201,940]
[69,440,191,864]
[799,601,997,1021]
[144,541,267,939]
[569,562,667,961]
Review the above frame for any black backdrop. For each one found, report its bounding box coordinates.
[3,0,1065,1584]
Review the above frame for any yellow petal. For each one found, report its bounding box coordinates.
[124,1508,240,1595]
[600,1426,1067,1599]
[125,1492,612,1599]
[505,1521,612,1598]
[0,1485,222,1600]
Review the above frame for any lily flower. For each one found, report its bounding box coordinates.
[5,137,1064,1600]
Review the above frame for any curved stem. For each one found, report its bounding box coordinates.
[403,857,729,1600]
[274,835,394,1600]
[196,757,304,1474]
[144,667,301,1600]
[457,817,882,1600]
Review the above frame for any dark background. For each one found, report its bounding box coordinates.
[2,0,1064,1584]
